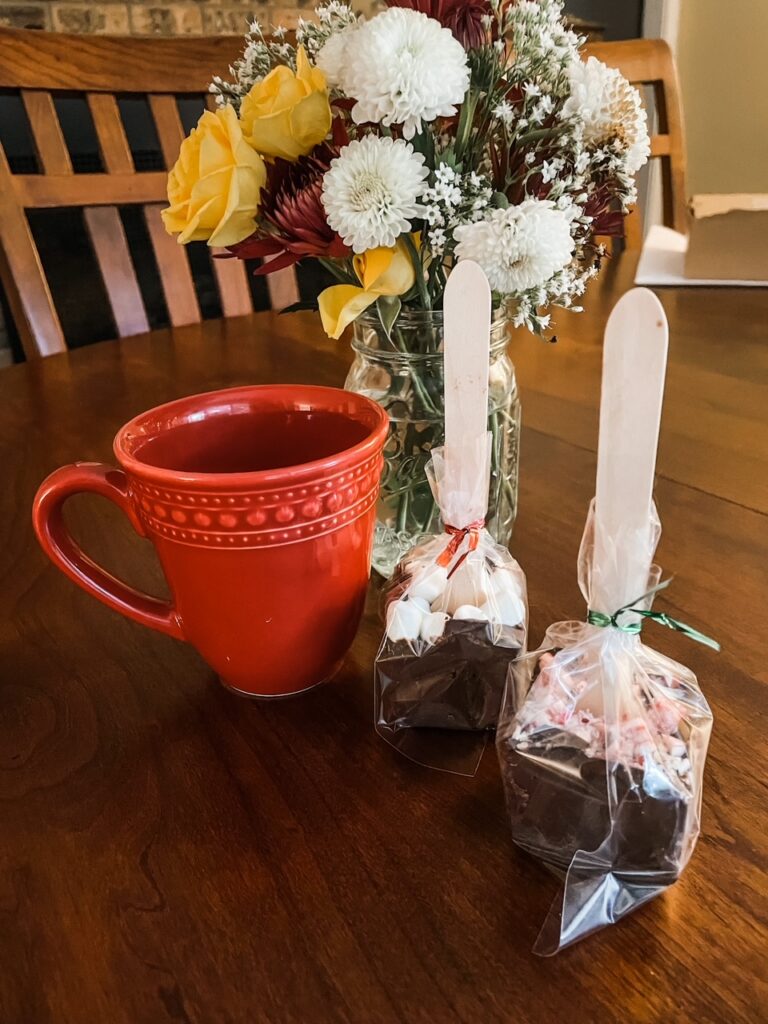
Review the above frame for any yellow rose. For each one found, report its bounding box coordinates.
[161,104,267,248]
[318,239,416,340]
[240,46,332,162]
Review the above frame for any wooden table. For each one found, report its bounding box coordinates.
[1,257,766,1023]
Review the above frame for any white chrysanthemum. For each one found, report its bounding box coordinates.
[322,135,429,253]
[315,23,359,88]
[453,200,575,294]
[336,8,469,140]
[565,57,650,173]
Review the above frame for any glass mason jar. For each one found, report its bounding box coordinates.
[345,309,521,577]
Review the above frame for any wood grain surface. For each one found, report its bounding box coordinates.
[0,256,766,1024]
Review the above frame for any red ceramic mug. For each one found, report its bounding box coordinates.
[33,384,388,697]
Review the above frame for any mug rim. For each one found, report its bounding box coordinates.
[114,384,389,489]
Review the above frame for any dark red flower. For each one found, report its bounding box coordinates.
[388,0,491,50]
[584,186,627,238]
[228,143,351,273]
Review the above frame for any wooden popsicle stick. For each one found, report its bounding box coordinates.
[442,260,491,463]
[593,287,669,612]
[440,260,492,527]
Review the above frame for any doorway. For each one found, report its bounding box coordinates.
[564,0,644,39]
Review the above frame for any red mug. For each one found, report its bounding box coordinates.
[32,384,388,697]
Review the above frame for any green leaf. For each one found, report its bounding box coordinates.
[376,295,401,341]
[455,88,478,159]
[279,300,318,315]
[437,145,459,171]
[409,128,435,168]
[492,191,509,208]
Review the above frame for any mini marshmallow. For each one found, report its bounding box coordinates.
[490,569,520,598]
[408,565,449,603]
[436,557,489,615]
[480,589,525,628]
[453,604,488,621]
[420,611,448,643]
[386,599,425,643]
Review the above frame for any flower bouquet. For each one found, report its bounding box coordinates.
[162,0,650,574]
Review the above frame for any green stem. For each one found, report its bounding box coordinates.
[318,257,356,285]
[390,467,436,538]
[395,487,410,535]
[502,475,517,511]
[515,126,561,146]
[386,475,431,500]
[489,404,519,530]
[403,233,430,311]
[490,407,501,469]
[420,493,437,534]
[392,327,441,417]
[455,87,479,160]
[489,406,501,511]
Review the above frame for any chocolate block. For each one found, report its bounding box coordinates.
[377,619,521,732]
[500,732,692,881]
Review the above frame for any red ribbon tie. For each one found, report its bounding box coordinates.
[436,519,485,574]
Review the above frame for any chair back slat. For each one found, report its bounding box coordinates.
[15,172,168,209]
[144,203,201,326]
[84,206,150,337]
[78,93,147,335]
[148,94,186,169]
[650,136,671,158]
[87,93,134,174]
[0,138,66,355]
[264,257,301,311]
[212,255,255,319]
[21,91,73,175]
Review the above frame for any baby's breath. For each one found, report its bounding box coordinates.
[422,163,493,257]
[209,17,297,110]
[297,0,359,59]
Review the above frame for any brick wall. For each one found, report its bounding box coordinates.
[0,1,376,362]
[0,0,378,35]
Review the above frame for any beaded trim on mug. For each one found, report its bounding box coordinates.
[130,454,383,549]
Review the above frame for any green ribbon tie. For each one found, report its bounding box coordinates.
[587,578,720,652]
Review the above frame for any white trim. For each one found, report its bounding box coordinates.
[643,0,680,48]
[642,0,682,232]
[660,0,681,50]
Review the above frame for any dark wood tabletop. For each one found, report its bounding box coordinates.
[1,255,767,1024]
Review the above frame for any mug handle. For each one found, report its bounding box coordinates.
[32,463,184,640]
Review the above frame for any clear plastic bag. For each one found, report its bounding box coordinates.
[376,434,527,774]
[497,501,714,953]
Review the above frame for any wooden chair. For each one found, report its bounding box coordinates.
[0,28,301,359]
[584,38,687,247]
[0,31,685,358]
